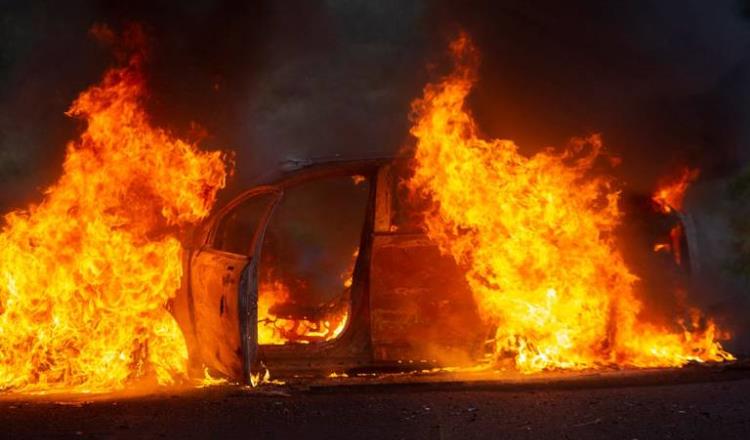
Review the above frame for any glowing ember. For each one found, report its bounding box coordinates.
[653,168,700,213]
[0,28,227,393]
[407,33,732,373]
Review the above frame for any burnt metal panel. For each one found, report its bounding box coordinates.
[369,233,485,365]
[190,249,248,379]
[238,193,280,382]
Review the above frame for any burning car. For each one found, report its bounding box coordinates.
[173,156,697,384]
[0,27,730,395]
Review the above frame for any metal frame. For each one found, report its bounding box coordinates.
[188,158,392,376]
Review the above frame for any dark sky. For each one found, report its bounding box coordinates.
[0,0,427,208]
[1,0,750,201]
[432,1,750,185]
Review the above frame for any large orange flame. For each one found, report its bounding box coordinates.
[408,33,732,373]
[0,29,227,393]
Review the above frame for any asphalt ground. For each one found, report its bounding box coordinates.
[1,365,749,439]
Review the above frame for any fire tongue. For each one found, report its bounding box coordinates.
[0,29,227,393]
[652,167,700,214]
[407,33,732,372]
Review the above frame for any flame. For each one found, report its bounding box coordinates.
[200,368,229,387]
[256,276,349,344]
[652,168,700,213]
[0,30,227,393]
[653,243,671,253]
[257,249,357,345]
[407,33,732,373]
[352,175,366,185]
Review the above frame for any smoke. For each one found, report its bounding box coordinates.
[1,1,101,209]
[7,1,747,193]
[2,1,750,350]
[0,0,428,205]
[233,0,427,190]
[428,1,750,187]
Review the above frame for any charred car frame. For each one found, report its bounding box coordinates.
[172,157,692,384]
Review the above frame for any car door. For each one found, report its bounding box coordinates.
[253,168,376,373]
[188,187,281,382]
[369,162,486,366]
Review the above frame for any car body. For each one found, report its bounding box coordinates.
[172,156,690,383]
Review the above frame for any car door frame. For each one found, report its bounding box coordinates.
[182,158,390,379]
[255,162,382,374]
[184,185,282,383]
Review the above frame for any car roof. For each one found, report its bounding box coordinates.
[251,154,398,188]
[196,154,400,247]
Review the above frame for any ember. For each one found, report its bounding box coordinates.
[407,33,733,372]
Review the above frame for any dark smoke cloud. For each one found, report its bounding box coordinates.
[232,0,427,189]
[2,1,749,349]
[0,0,750,194]
[1,1,104,208]
[0,0,427,207]
[428,0,750,189]
[6,1,748,195]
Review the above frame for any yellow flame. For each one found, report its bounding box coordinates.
[0,31,227,393]
[407,33,732,373]
[200,368,229,387]
[652,168,700,213]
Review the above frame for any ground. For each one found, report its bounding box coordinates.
[1,366,749,439]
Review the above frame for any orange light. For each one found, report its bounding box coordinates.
[652,168,700,213]
[257,248,357,345]
[352,175,366,185]
[653,243,671,253]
